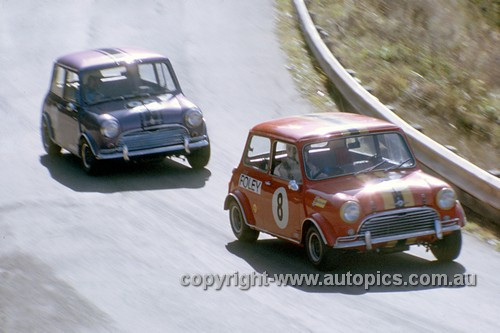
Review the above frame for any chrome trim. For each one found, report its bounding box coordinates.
[334,221,460,249]
[435,219,443,239]
[184,136,190,154]
[365,231,372,250]
[356,206,439,234]
[302,218,328,244]
[120,123,190,137]
[123,145,129,161]
[227,194,249,226]
[96,139,209,160]
[81,133,98,157]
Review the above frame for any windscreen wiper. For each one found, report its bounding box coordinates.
[384,157,413,172]
[354,159,387,175]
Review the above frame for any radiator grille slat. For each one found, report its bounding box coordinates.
[359,208,438,239]
[119,127,187,151]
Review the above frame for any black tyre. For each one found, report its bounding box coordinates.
[305,226,340,271]
[41,118,61,155]
[187,145,210,169]
[80,139,100,175]
[431,230,462,262]
[229,201,259,242]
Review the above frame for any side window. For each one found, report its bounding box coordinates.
[138,63,157,84]
[155,63,176,91]
[272,142,302,183]
[244,135,271,172]
[50,65,66,98]
[63,71,80,102]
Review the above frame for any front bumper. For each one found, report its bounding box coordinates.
[96,137,209,160]
[334,207,461,250]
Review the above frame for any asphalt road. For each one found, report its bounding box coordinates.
[0,0,499,332]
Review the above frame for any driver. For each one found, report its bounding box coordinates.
[84,74,103,103]
[274,144,302,182]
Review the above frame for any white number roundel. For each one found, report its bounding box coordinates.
[272,187,289,229]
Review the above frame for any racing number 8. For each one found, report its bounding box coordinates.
[272,187,288,229]
[277,193,283,221]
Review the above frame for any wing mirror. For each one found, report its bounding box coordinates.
[66,102,77,112]
[288,179,299,192]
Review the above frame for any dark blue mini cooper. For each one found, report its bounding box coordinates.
[41,47,210,174]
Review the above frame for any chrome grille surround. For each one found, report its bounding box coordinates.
[118,125,188,151]
[334,207,461,249]
[358,207,438,239]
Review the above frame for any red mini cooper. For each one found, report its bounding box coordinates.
[224,113,466,270]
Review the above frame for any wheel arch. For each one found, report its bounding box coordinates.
[301,213,336,246]
[79,132,99,158]
[41,113,55,141]
[224,191,256,226]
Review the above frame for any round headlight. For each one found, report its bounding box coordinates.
[340,201,361,223]
[100,119,120,138]
[436,188,456,210]
[185,109,203,128]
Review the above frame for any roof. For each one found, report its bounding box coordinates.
[56,47,168,71]
[251,112,400,142]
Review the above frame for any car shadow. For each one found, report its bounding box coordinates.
[40,153,211,193]
[226,239,467,295]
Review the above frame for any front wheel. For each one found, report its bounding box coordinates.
[41,118,61,155]
[187,145,210,169]
[430,230,462,262]
[305,226,340,271]
[229,201,259,242]
[80,139,100,175]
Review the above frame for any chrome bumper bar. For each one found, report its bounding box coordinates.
[334,219,461,249]
[96,139,209,160]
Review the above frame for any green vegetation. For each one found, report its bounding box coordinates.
[278,0,499,170]
[275,0,499,243]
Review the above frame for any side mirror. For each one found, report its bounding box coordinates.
[288,179,299,192]
[66,102,77,112]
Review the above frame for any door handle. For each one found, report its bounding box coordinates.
[264,181,271,186]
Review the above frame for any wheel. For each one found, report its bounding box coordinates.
[305,226,340,271]
[430,230,462,262]
[187,145,210,169]
[41,118,61,155]
[80,139,100,175]
[229,201,259,242]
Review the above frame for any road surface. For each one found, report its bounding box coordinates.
[0,0,498,332]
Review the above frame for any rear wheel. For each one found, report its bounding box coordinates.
[80,139,100,175]
[41,118,61,155]
[187,145,210,169]
[431,230,462,262]
[229,201,259,242]
[305,226,340,271]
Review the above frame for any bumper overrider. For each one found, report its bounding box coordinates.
[334,206,461,250]
[94,125,209,160]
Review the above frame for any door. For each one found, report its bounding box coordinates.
[258,141,304,241]
[237,135,272,229]
[56,69,82,154]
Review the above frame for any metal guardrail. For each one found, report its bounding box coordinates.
[293,0,500,223]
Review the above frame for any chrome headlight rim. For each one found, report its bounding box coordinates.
[100,118,120,138]
[436,187,457,210]
[340,201,361,223]
[185,109,203,128]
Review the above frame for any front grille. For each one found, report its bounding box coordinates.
[119,126,187,151]
[358,207,438,239]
